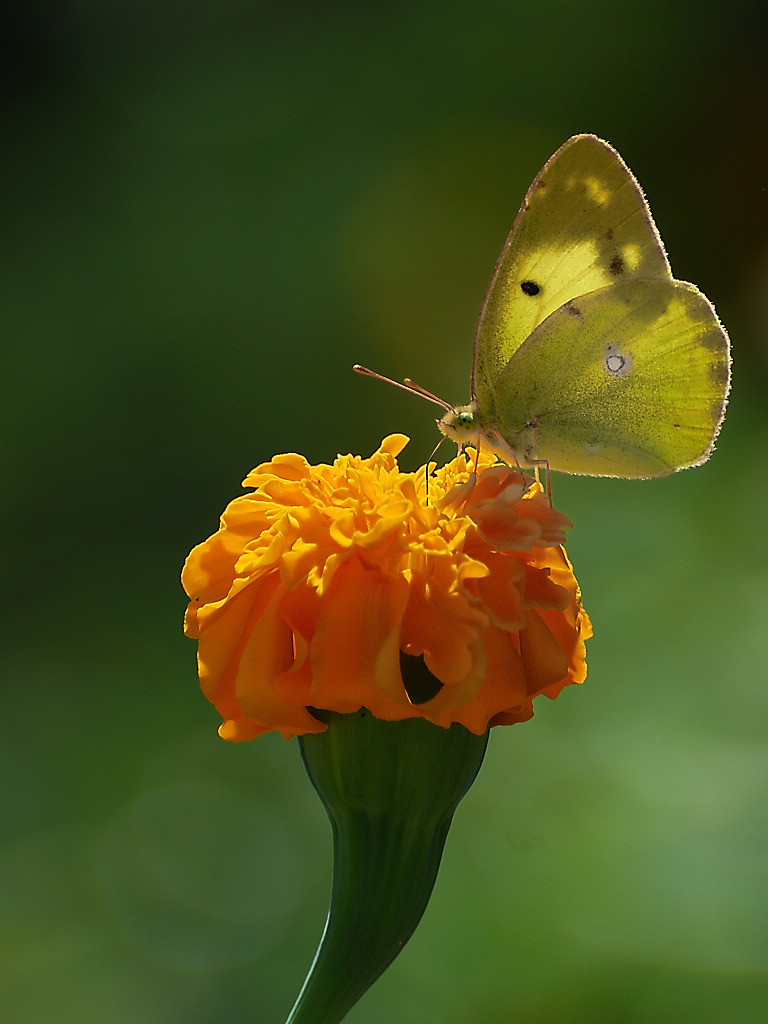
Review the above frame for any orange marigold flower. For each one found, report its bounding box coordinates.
[182,435,592,741]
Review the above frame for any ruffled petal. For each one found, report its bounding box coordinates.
[182,437,589,739]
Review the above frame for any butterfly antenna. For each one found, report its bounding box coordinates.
[402,378,453,411]
[353,365,453,412]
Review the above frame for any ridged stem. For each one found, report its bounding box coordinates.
[284,709,489,1024]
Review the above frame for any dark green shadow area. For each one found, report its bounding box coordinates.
[1,2,767,1022]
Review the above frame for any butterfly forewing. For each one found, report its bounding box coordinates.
[489,278,730,477]
[472,134,672,413]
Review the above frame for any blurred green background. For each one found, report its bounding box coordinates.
[2,2,767,1022]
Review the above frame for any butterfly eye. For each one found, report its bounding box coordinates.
[520,280,540,296]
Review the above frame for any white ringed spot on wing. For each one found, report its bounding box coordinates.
[604,342,633,377]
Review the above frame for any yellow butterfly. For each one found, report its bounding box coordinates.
[356,134,731,478]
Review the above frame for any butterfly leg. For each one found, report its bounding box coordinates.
[533,461,552,506]
[424,435,449,503]
[483,427,551,503]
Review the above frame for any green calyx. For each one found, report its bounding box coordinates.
[285,707,489,1024]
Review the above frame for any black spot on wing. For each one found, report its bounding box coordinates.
[521,280,540,296]
[605,227,614,241]
[564,302,582,317]
[609,253,626,276]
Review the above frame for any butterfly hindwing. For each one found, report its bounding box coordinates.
[487,278,730,477]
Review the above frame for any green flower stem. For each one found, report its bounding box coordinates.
[285,709,489,1024]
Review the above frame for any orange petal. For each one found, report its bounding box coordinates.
[307,558,411,712]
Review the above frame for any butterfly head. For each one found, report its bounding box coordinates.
[437,403,482,446]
